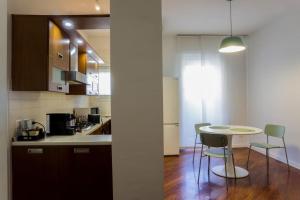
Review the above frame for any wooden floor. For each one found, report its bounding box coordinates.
[164,148,300,200]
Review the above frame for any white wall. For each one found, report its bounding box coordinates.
[247,10,300,169]
[111,0,164,199]
[0,0,8,199]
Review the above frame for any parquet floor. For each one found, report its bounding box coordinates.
[164,148,300,200]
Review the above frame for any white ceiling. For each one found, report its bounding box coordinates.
[9,0,110,14]
[162,0,300,35]
[78,29,110,38]
[9,0,300,37]
[77,29,111,66]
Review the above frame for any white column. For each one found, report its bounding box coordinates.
[111,0,164,199]
[0,0,8,199]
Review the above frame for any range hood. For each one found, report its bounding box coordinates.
[66,71,87,85]
[67,43,87,85]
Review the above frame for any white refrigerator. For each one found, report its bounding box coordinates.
[163,77,179,156]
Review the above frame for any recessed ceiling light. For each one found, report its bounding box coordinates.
[76,39,83,45]
[98,58,104,64]
[95,0,101,11]
[63,20,73,29]
[87,49,93,54]
[88,60,97,64]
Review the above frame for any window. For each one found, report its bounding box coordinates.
[98,69,111,95]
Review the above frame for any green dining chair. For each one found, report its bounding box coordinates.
[247,124,289,172]
[197,133,236,191]
[193,123,211,164]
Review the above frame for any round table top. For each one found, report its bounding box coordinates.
[200,125,263,136]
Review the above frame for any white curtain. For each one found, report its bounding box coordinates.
[177,36,247,147]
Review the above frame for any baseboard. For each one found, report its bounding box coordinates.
[251,147,300,170]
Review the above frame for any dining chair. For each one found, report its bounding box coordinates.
[247,124,289,172]
[197,133,236,191]
[193,123,211,164]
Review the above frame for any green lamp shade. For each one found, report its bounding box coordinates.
[219,36,246,53]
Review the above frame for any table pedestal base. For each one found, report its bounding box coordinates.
[212,165,249,178]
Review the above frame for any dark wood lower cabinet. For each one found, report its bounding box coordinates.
[12,145,112,200]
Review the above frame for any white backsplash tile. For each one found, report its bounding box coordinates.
[8,91,90,137]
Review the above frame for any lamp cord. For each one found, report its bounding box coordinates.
[230,0,233,36]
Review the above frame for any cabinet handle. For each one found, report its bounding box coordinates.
[74,148,90,154]
[27,148,43,154]
[57,52,64,60]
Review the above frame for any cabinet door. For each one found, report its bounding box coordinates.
[49,21,70,71]
[48,21,70,93]
[60,146,113,200]
[12,146,60,200]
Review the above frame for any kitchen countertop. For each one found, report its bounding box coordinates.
[12,124,112,146]
[79,123,101,136]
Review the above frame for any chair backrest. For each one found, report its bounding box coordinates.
[200,133,228,148]
[265,124,285,138]
[194,123,211,135]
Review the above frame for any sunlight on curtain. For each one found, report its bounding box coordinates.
[178,36,228,147]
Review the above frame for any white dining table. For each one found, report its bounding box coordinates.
[199,125,263,178]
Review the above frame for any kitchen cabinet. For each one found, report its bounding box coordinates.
[48,21,70,92]
[61,146,112,199]
[12,145,112,200]
[12,147,60,200]
[12,15,69,93]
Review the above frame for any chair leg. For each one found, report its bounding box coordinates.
[224,156,228,192]
[284,147,290,171]
[197,144,204,184]
[193,134,198,164]
[266,149,269,176]
[232,153,237,179]
[247,145,252,169]
[283,138,290,171]
[208,156,211,177]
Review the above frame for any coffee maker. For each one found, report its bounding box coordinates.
[46,113,76,135]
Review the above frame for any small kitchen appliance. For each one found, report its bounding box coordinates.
[46,113,76,135]
[15,119,46,141]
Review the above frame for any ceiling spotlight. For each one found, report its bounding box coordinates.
[63,20,73,29]
[76,39,83,45]
[95,0,101,11]
[87,49,93,54]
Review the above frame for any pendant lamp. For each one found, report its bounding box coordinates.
[219,0,246,53]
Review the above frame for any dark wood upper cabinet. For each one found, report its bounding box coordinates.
[12,14,110,94]
[12,15,70,93]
